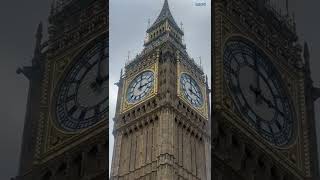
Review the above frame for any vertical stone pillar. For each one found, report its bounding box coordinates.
[110,132,123,178]
[157,108,174,180]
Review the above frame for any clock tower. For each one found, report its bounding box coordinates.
[110,0,210,179]
[213,0,320,179]
[15,0,108,179]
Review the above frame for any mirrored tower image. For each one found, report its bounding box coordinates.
[14,0,108,179]
[110,0,211,179]
[213,0,320,179]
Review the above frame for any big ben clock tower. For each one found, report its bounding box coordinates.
[15,0,108,179]
[110,0,210,179]
[213,0,320,179]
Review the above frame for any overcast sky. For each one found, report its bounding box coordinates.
[109,0,211,175]
[0,0,319,180]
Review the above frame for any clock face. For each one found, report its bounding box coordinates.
[55,43,108,132]
[223,38,294,146]
[180,73,203,108]
[126,71,154,103]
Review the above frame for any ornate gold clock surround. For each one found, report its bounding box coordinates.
[120,61,159,114]
[177,60,208,119]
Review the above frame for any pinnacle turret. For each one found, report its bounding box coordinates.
[304,42,311,75]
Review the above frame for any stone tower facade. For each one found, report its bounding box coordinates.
[213,0,320,180]
[110,0,210,179]
[14,0,108,179]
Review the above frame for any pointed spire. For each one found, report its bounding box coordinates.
[164,0,169,10]
[205,75,209,87]
[36,22,43,40]
[304,42,310,62]
[303,42,312,80]
[304,42,320,101]
[148,18,151,28]
[34,22,43,58]
[147,0,182,33]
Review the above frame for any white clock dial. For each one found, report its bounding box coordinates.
[223,38,294,146]
[55,43,108,131]
[180,73,203,108]
[126,71,154,103]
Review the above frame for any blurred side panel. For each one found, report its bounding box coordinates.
[213,0,319,179]
[14,0,109,179]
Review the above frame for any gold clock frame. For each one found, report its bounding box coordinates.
[50,38,107,135]
[120,62,159,113]
[38,34,108,158]
[177,61,208,119]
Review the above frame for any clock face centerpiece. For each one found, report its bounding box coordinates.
[223,38,295,146]
[180,73,204,108]
[55,43,108,132]
[126,70,154,104]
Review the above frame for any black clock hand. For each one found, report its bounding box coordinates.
[138,76,144,89]
[139,81,151,91]
[97,57,102,80]
[192,85,200,96]
[96,43,107,85]
[253,50,262,104]
[259,93,285,117]
[189,87,201,99]
[91,44,107,90]
[249,85,285,116]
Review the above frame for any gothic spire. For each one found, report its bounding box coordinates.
[147,0,182,33]
[303,42,320,101]
[304,42,311,74]
[34,22,43,56]
[304,42,310,62]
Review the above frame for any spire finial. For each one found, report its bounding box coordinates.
[304,42,311,75]
[164,0,169,7]
[34,22,43,57]
[163,0,170,16]
[36,22,43,37]
[147,0,182,34]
